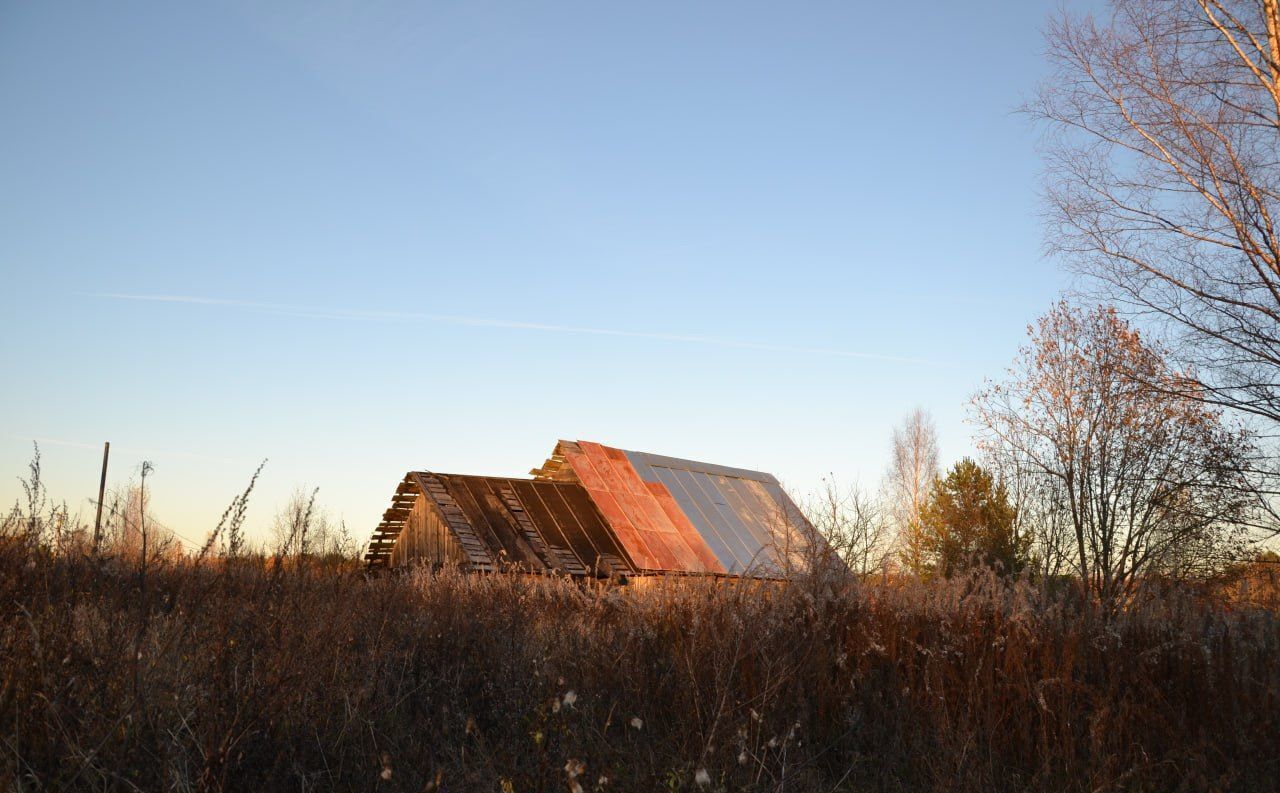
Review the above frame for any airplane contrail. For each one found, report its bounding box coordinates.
[93,292,942,366]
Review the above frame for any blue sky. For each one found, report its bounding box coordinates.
[0,1,1084,547]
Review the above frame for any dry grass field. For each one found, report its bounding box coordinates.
[2,539,1277,792]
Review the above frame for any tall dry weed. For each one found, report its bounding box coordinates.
[1,543,1276,791]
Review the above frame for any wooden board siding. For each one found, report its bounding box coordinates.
[364,473,423,569]
[370,471,638,577]
[521,480,633,575]
[446,476,545,568]
[390,493,467,568]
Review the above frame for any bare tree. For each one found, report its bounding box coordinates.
[328,518,360,560]
[806,479,893,578]
[973,302,1263,601]
[270,486,344,559]
[886,408,940,574]
[111,481,179,565]
[1030,1,1280,434]
[985,445,1076,581]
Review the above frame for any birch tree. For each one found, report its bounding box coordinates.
[1031,0,1280,433]
[886,408,940,574]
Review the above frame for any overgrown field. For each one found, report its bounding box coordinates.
[2,545,1277,792]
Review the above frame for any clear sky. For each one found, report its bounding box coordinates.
[0,1,1086,549]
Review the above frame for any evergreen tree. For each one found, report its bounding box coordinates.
[920,458,1026,577]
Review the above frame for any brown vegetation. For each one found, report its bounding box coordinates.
[2,533,1277,791]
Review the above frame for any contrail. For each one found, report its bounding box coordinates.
[93,292,941,366]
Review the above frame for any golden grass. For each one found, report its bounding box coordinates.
[2,541,1277,791]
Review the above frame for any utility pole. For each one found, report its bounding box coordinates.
[135,459,153,711]
[93,441,109,552]
[139,461,152,575]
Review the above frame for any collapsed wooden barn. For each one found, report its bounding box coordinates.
[364,440,825,579]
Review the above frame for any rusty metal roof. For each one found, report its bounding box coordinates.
[535,440,818,576]
[367,440,822,578]
[624,448,816,575]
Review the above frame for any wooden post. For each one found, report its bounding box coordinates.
[93,442,109,552]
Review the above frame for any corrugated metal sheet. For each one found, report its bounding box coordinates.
[625,450,816,575]
[555,441,724,574]
[549,440,817,576]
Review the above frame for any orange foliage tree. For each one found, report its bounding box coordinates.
[973,302,1262,600]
